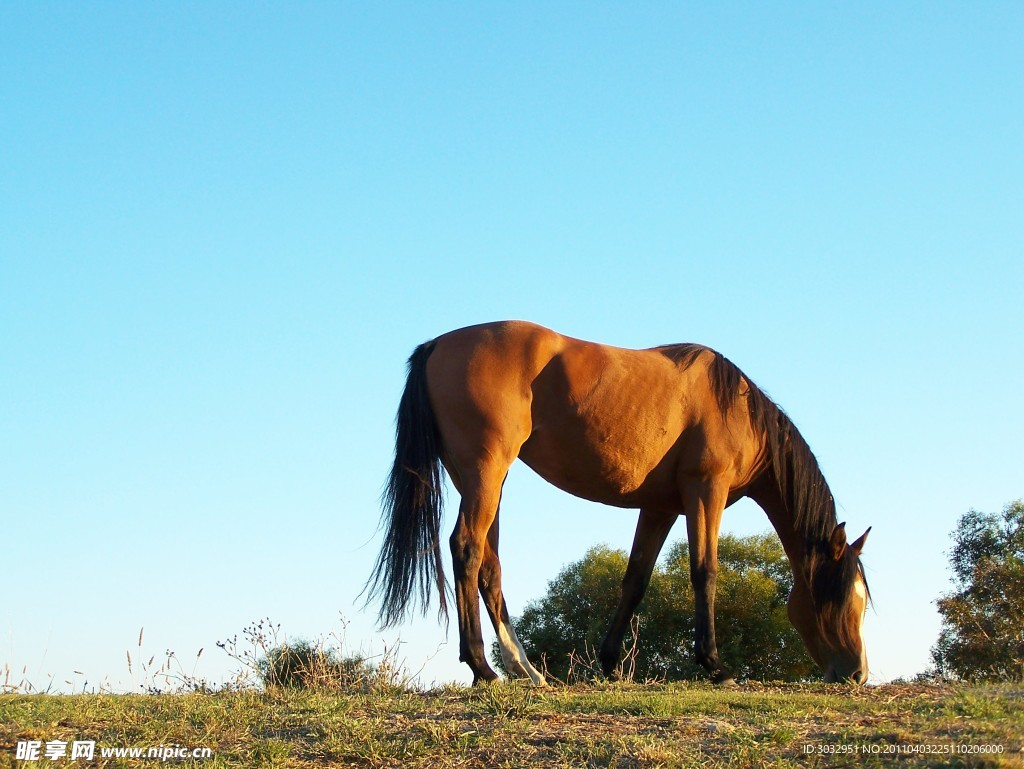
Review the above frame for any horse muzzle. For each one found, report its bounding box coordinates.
[824,662,868,685]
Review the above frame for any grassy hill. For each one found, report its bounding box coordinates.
[2,681,1021,768]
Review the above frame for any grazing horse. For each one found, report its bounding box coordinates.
[367,321,871,685]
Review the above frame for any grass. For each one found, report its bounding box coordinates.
[2,620,1020,766]
[1,680,1022,767]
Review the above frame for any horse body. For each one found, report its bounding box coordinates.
[432,322,761,513]
[369,321,870,685]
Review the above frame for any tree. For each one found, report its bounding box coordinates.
[931,500,1024,681]
[493,533,818,682]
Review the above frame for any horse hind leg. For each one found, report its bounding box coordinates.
[449,460,511,684]
[479,513,547,685]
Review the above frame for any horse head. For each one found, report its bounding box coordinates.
[788,523,871,684]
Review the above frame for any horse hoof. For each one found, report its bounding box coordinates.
[472,671,500,686]
[711,670,737,687]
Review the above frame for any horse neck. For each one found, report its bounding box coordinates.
[748,476,815,586]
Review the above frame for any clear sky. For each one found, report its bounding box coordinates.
[2,3,1021,691]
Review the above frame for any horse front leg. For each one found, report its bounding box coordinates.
[683,481,735,686]
[599,509,677,679]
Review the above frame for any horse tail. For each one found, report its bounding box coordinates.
[366,340,449,628]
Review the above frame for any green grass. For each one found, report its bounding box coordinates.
[1,682,1021,767]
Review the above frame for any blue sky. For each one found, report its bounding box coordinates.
[2,3,1021,690]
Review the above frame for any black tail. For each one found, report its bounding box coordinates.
[365,340,449,628]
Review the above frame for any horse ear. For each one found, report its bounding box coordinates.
[829,522,847,561]
[850,527,871,556]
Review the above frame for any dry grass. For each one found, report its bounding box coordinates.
[2,681,1021,768]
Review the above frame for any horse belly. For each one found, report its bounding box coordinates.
[517,409,682,511]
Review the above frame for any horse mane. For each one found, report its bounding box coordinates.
[658,344,869,615]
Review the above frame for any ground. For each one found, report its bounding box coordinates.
[1,681,1021,767]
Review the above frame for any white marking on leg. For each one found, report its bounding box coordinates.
[497,620,547,686]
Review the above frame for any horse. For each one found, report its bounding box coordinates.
[366,321,871,685]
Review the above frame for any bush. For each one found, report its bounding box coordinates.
[216,617,412,693]
[258,641,375,689]
[494,532,817,682]
[932,500,1024,682]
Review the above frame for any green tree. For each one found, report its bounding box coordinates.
[494,533,817,682]
[932,500,1024,681]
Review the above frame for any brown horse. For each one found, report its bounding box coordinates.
[367,321,870,685]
